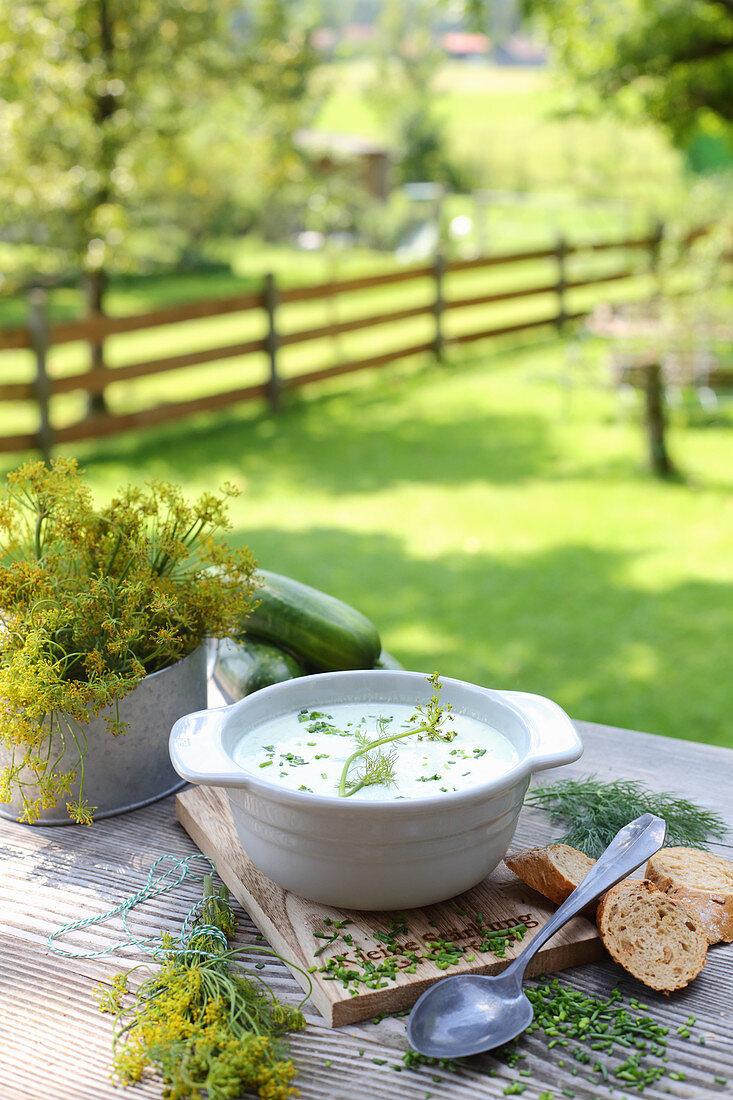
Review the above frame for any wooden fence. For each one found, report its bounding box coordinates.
[0,228,669,458]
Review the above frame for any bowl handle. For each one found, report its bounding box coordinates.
[169,706,244,787]
[496,689,583,772]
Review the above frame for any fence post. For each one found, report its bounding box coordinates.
[555,233,567,335]
[642,361,676,478]
[264,272,280,413]
[433,249,445,362]
[85,268,108,417]
[28,287,53,463]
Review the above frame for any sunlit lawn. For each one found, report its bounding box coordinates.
[16,334,731,751]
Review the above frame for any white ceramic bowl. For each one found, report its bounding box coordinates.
[169,670,582,909]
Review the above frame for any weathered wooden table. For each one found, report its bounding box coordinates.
[2,720,732,1100]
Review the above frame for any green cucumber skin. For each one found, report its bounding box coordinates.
[243,570,381,672]
[374,649,404,670]
[214,637,305,700]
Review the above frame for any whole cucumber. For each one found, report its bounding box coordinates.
[242,570,381,672]
[214,637,305,702]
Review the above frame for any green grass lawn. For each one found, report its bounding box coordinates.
[18,334,731,751]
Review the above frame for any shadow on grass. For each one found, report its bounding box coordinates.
[236,523,731,749]
[69,332,730,494]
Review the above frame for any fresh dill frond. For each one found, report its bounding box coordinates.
[100,874,307,1099]
[354,729,372,750]
[354,717,391,751]
[338,673,455,797]
[346,745,397,795]
[527,775,728,859]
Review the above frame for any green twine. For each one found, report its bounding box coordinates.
[47,853,221,959]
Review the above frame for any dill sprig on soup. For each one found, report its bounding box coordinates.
[234,673,519,801]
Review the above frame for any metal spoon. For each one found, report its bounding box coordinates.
[406,812,666,1059]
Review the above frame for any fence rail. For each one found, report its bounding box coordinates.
[0,225,700,458]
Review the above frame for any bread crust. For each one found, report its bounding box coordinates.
[597,880,708,992]
[505,844,597,913]
[645,847,733,944]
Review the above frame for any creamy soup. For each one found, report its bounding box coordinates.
[233,702,518,801]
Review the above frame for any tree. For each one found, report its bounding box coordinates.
[523,0,733,144]
[0,1,239,279]
[0,0,321,281]
[235,0,323,240]
[369,0,473,189]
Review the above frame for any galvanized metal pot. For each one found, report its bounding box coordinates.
[0,645,206,825]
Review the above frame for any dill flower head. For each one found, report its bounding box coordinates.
[0,458,258,823]
[104,879,305,1100]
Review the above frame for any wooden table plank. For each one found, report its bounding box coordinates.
[1,720,732,1100]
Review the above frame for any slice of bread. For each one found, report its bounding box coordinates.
[597,880,708,992]
[645,847,733,944]
[666,887,733,945]
[505,844,596,908]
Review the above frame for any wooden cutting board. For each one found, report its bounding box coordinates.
[176,786,603,1027]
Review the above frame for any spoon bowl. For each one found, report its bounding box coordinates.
[407,972,531,1058]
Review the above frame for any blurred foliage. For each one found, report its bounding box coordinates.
[0,0,322,286]
[521,0,733,150]
[315,59,688,216]
[238,0,325,241]
[659,175,733,322]
[368,0,476,189]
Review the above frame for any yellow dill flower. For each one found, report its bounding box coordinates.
[96,972,128,1013]
[104,877,307,1100]
[0,460,257,823]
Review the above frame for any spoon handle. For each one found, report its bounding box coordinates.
[503,812,666,981]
